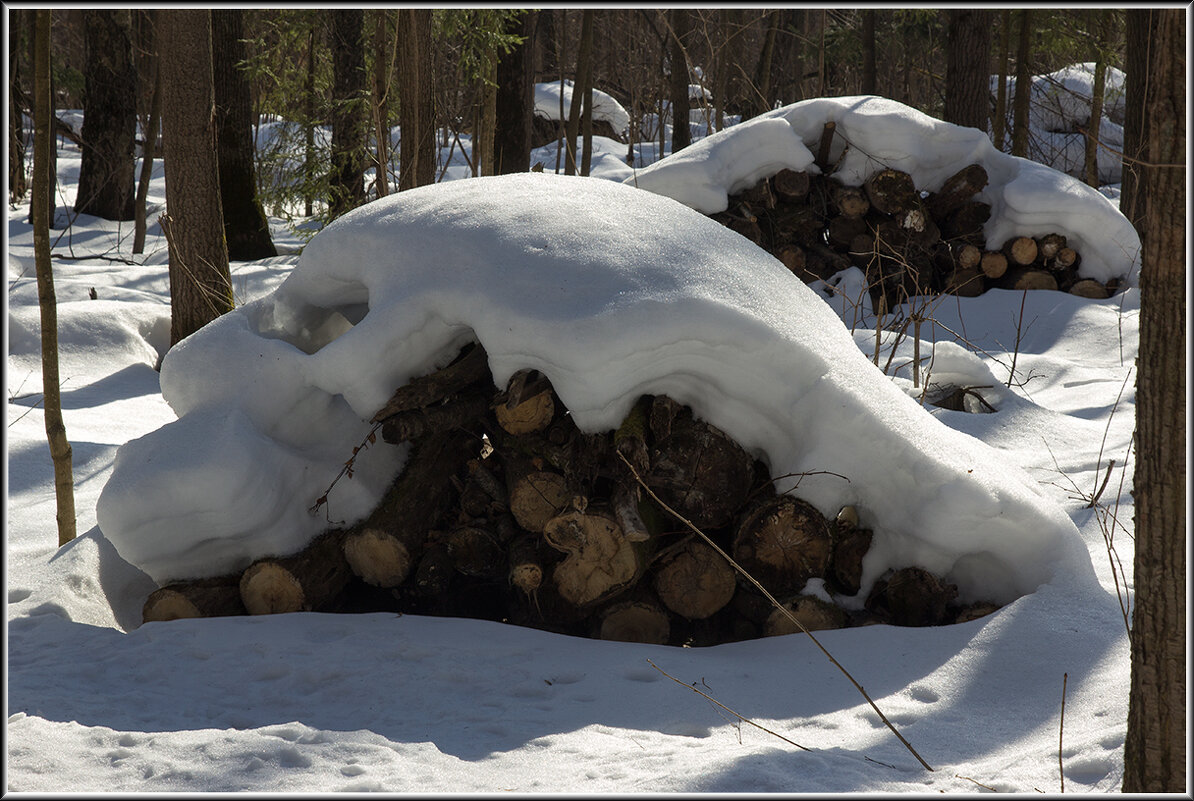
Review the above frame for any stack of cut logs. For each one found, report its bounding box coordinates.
[142,342,1001,644]
[709,128,1119,310]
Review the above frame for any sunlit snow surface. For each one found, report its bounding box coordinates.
[97,173,1093,608]
[627,96,1139,285]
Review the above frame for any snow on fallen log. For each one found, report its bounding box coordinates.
[98,172,1097,615]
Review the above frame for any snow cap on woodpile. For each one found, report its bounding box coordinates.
[98,173,1095,605]
[534,79,630,140]
[627,95,1140,285]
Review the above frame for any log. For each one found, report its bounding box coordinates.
[371,342,491,422]
[803,241,853,282]
[1052,247,1078,269]
[955,600,1001,624]
[614,395,652,476]
[815,121,836,169]
[508,531,547,595]
[864,168,919,215]
[596,593,671,644]
[343,429,476,587]
[772,168,811,202]
[979,251,1008,279]
[240,530,352,615]
[827,214,870,252]
[494,387,555,436]
[939,200,991,242]
[1069,278,1110,299]
[446,524,506,578]
[925,163,988,219]
[776,242,809,279]
[945,266,985,297]
[770,203,826,248]
[380,391,489,444]
[732,495,832,597]
[543,507,645,606]
[652,539,737,620]
[1010,268,1059,292]
[413,539,454,596]
[864,566,958,626]
[737,179,776,210]
[954,242,982,271]
[1002,235,1039,267]
[143,577,245,622]
[727,214,765,246]
[764,594,852,636]
[1034,232,1067,261]
[646,409,756,530]
[506,461,572,533]
[830,181,871,219]
[828,518,873,596]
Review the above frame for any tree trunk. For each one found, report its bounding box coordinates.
[479,60,498,177]
[8,8,29,203]
[563,10,594,175]
[33,8,77,547]
[372,9,391,198]
[304,22,316,218]
[1082,10,1110,188]
[943,9,992,131]
[329,9,367,218]
[76,9,136,221]
[1119,11,1152,234]
[158,9,233,347]
[992,10,1011,150]
[397,9,435,190]
[1010,10,1032,158]
[667,9,690,154]
[212,9,276,258]
[578,11,596,176]
[751,10,779,116]
[132,13,161,256]
[1123,8,1186,792]
[860,10,876,96]
[494,10,534,175]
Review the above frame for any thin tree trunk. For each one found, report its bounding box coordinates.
[668,9,690,154]
[1083,25,1108,188]
[944,9,992,131]
[861,10,876,96]
[578,11,595,176]
[1010,10,1032,158]
[329,9,366,218]
[158,9,233,346]
[212,8,276,257]
[132,53,161,255]
[372,9,391,198]
[9,8,29,203]
[33,9,77,546]
[304,23,316,217]
[751,10,779,116]
[1119,10,1151,231]
[992,10,1011,150]
[494,10,533,175]
[479,59,497,177]
[1122,8,1186,793]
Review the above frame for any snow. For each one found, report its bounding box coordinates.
[630,96,1139,286]
[6,105,1144,793]
[534,79,631,140]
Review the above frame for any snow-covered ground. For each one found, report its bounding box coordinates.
[6,102,1142,792]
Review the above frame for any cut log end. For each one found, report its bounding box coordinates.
[545,509,640,607]
[240,562,305,615]
[733,496,832,596]
[495,388,555,435]
[344,528,414,588]
[653,540,736,620]
[764,595,852,636]
[598,599,671,644]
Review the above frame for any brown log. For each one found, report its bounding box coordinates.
[613,482,653,543]
[979,251,1008,279]
[804,241,853,282]
[955,600,1001,624]
[939,200,991,242]
[506,461,572,533]
[544,507,645,606]
[776,242,809,278]
[727,214,765,246]
[412,539,453,596]
[343,429,476,587]
[143,576,246,622]
[371,342,491,422]
[764,594,852,636]
[1052,247,1078,269]
[1069,278,1110,299]
[508,531,547,594]
[649,395,683,441]
[380,391,489,444]
[864,168,918,215]
[828,516,873,596]
[772,168,811,202]
[646,409,755,530]
[864,566,958,626]
[613,394,652,477]
[1002,235,1039,266]
[954,242,982,271]
[447,524,506,578]
[945,266,985,297]
[815,120,836,169]
[925,163,988,219]
[596,593,671,644]
[830,181,871,218]
[1011,268,1059,292]
[494,387,555,436]
[737,179,776,210]
[240,530,353,615]
[653,539,737,620]
[732,495,832,597]
[827,214,870,251]
[770,203,825,247]
[1035,232,1067,261]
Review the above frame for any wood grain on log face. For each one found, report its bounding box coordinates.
[773,169,811,202]
[1069,278,1110,299]
[733,496,831,596]
[865,566,959,626]
[508,469,571,533]
[829,524,873,596]
[864,168,919,215]
[544,508,640,607]
[653,540,736,620]
[598,598,671,644]
[240,562,305,615]
[495,389,554,435]
[143,578,247,622]
[764,595,852,636]
[344,528,414,588]
[646,413,754,530]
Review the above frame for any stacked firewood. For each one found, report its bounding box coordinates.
[142,343,1001,644]
[709,139,1120,309]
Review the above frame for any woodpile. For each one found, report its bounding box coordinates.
[142,342,1001,644]
[707,141,1120,308]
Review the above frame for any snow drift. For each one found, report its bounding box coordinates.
[97,172,1092,608]
[626,95,1139,284]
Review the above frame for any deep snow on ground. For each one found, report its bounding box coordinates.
[6,102,1144,793]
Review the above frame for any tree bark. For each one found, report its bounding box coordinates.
[667,9,691,155]
[1119,10,1151,233]
[159,9,233,347]
[578,11,596,176]
[76,9,136,221]
[1123,8,1186,792]
[212,9,276,258]
[751,10,779,116]
[132,12,161,256]
[329,9,367,217]
[397,9,435,190]
[371,9,392,197]
[1082,11,1110,188]
[494,11,534,175]
[943,9,991,132]
[8,8,29,203]
[33,8,77,547]
[860,10,876,96]
[563,10,594,175]
[1010,10,1032,158]
[992,10,1011,150]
